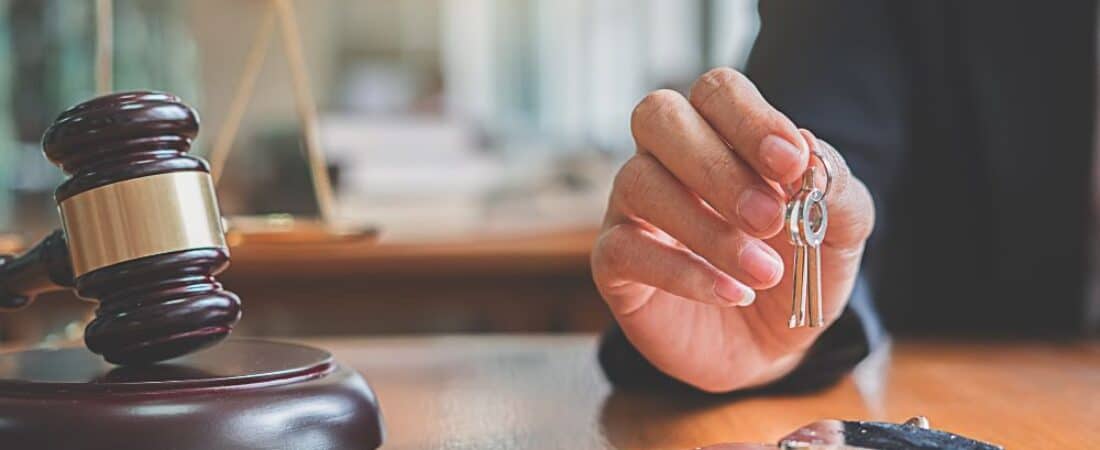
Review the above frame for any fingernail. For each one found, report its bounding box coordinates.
[738,188,783,234]
[714,279,755,306]
[759,134,802,178]
[739,241,781,285]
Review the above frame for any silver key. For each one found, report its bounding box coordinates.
[785,180,808,328]
[786,166,828,328]
[786,170,811,328]
[801,184,827,327]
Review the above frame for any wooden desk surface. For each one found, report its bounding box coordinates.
[308,335,1100,450]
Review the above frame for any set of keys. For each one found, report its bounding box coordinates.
[784,149,831,329]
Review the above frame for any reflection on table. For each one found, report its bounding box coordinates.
[308,335,1100,450]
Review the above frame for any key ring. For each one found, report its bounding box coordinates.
[811,147,833,199]
[783,146,834,199]
[784,146,832,330]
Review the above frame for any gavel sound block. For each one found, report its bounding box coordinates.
[0,92,383,449]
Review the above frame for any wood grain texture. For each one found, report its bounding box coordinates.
[308,335,1100,450]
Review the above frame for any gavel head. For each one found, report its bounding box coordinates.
[42,91,241,365]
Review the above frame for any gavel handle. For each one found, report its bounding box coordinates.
[0,229,74,310]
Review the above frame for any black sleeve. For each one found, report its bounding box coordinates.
[747,0,910,204]
[599,0,908,394]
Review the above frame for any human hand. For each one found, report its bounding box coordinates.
[591,68,875,392]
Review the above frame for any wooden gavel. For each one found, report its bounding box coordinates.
[0,91,241,365]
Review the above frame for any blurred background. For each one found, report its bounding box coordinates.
[0,0,760,345]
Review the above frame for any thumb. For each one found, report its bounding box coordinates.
[799,129,875,250]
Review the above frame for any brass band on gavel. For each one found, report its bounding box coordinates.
[60,171,227,277]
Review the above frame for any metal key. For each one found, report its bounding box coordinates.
[785,179,809,328]
[800,183,827,327]
[786,166,828,328]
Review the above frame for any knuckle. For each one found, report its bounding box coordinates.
[700,151,737,196]
[593,224,634,278]
[631,89,686,139]
[612,155,657,207]
[689,67,749,108]
[668,258,709,293]
[716,232,750,260]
